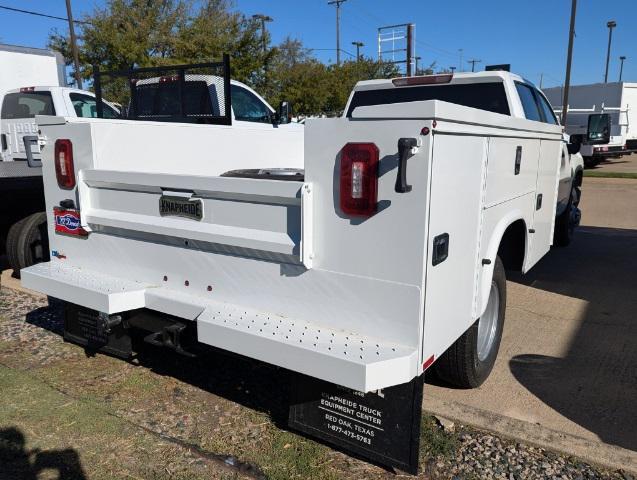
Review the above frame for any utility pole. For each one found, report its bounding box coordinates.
[65,0,82,89]
[562,0,577,127]
[328,0,347,65]
[467,59,481,72]
[539,73,544,89]
[604,20,616,83]
[414,56,421,74]
[458,48,463,72]
[406,24,414,76]
[352,41,364,61]
[619,55,626,82]
[252,14,273,54]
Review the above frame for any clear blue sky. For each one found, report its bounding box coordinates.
[1,0,635,87]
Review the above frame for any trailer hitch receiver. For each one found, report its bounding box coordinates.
[144,323,196,358]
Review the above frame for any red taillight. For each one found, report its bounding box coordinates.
[392,74,453,87]
[339,143,379,217]
[54,139,75,189]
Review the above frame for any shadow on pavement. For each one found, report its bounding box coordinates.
[0,427,87,480]
[508,226,637,452]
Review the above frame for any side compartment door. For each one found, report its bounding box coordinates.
[525,139,561,270]
[422,134,487,360]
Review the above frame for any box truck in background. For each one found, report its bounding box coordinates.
[543,82,637,167]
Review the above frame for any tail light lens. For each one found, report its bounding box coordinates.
[54,139,75,189]
[339,143,379,217]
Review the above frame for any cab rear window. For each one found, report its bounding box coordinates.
[346,82,510,117]
[1,92,55,119]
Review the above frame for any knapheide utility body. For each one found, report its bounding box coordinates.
[22,71,583,393]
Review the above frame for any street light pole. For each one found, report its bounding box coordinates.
[65,0,82,89]
[562,0,577,128]
[352,41,363,61]
[604,20,616,83]
[458,48,463,72]
[619,56,626,82]
[252,14,273,54]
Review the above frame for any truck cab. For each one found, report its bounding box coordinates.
[345,71,584,245]
[0,86,120,163]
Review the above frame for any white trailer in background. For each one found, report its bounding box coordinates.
[543,82,637,167]
[0,43,66,95]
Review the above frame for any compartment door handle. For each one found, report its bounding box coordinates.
[432,233,450,266]
[396,137,418,193]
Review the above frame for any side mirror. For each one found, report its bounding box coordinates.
[278,101,292,124]
[587,113,611,145]
[567,140,581,155]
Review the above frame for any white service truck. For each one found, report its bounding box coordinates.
[544,82,637,167]
[1,86,121,277]
[22,68,584,473]
[0,43,66,277]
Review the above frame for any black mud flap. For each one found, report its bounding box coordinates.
[288,374,424,474]
[64,305,132,358]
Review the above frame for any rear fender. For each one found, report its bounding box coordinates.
[477,211,528,317]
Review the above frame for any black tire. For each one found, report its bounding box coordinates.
[15,212,50,271]
[434,256,506,388]
[554,188,578,247]
[6,217,28,278]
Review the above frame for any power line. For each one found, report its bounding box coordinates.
[0,4,90,24]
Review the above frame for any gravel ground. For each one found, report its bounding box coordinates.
[0,285,633,480]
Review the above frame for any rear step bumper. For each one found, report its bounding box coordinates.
[22,262,418,392]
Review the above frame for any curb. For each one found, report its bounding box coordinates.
[424,396,637,475]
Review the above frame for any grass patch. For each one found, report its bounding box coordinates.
[419,415,458,462]
[584,170,637,179]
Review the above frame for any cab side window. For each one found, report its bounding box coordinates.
[535,91,559,125]
[231,85,271,123]
[515,83,542,122]
[69,93,119,119]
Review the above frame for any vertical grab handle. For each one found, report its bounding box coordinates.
[395,137,418,193]
[514,146,522,175]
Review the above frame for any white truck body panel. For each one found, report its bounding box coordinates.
[23,98,561,392]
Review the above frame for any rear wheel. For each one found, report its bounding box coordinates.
[434,256,506,388]
[6,217,27,278]
[15,212,50,271]
[554,188,580,247]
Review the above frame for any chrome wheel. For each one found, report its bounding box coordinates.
[477,281,500,362]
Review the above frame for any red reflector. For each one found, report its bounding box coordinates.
[422,355,435,371]
[53,207,87,237]
[339,143,379,217]
[54,139,75,189]
[392,74,453,87]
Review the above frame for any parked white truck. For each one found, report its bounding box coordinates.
[1,86,121,277]
[0,43,66,277]
[544,82,637,167]
[21,67,585,473]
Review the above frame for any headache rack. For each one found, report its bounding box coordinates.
[93,54,232,126]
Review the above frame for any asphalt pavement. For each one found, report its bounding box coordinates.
[424,177,637,472]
